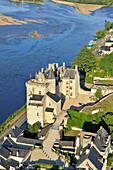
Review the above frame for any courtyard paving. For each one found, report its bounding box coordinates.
[62,93,94,110]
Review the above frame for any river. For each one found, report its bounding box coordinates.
[0,0,113,123]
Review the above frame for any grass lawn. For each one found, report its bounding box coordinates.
[83,94,113,113]
[95,79,113,86]
[65,130,80,137]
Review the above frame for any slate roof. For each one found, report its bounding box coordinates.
[8,147,29,158]
[48,67,55,79]
[10,126,22,138]
[46,92,61,102]
[30,95,44,101]
[0,147,10,159]
[100,46,110,51]
[45,107,54,112]
[45,67,55,79]
[38,124,52,139]
[17,137,42,145]
[2,139,13,148]
[0,157,9,169]
[76,147,103,170]
[63,69,76,79]
[7,158,19,167]
[94,127,108,152]
[2,137,32,151]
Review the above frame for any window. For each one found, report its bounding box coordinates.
[70,80,72,83]
[70,86,72,90]
[39,91,41,95]
[37,113,39,116]
[66,82,68,84]
[66,86,68,88]
[66,90,68,93]
[49,102,51,106]
[70,93,73,96]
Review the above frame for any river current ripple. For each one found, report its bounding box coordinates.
[0,0,113,123]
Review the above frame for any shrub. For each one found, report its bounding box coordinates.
[95,87,103,99]
[29,122,39,133]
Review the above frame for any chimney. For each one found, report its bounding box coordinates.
[41,68,44,73]
[63,62,66,70]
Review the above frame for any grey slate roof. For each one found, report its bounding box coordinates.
[7,158,19,167]
[2,139,13,148]
[76,147,103,170]
[63,69,76,79]
[100,46,110,51]
[8,147,29,158]
[45,107,54,112]
[44,67,55,79]
[0,157,9,169]
[94,127,108,152]
[17,136,42,145]
[48,67,55,79]
[0,147,10,159]
[46,92,61,102]
[30,95,44,101]
[0,158,19,170]
[10,126,22,138]
[2,137,32,151]
[38,124,52,139]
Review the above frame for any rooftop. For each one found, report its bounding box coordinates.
[10,126,22,138]
[76,147,103,170]
[17,136,42,145]
[30,95,44,101]
[46,92,61,103]
[63,69,76,79]
[100,46,110,51]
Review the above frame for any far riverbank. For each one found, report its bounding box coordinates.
[52,0,105,14]
[9,0,43,4]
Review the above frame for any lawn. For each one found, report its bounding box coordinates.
[95,79,113,86]
[83,94,113,113]
[65,130,80,137]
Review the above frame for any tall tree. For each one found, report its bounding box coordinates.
[71,45,96,72]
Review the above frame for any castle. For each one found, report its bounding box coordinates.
[26,63,80,127]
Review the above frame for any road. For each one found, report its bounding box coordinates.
[0,109,27,142]
[93,34,111,56]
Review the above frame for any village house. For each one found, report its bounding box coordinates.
[26,63,80,127]
[76,127,110,170]
[99,38,113,55]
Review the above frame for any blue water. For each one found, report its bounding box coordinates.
[0,0,113,124]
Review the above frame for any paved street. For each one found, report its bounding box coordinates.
[0,109,27,142]
[62,94,93,110]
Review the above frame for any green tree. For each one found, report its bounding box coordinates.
[100,53,113,76]
[105,20,111,30]
[96,30,105,39]
[95,87,103,99]
[29,122,39,133]
[71,45,96,72]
